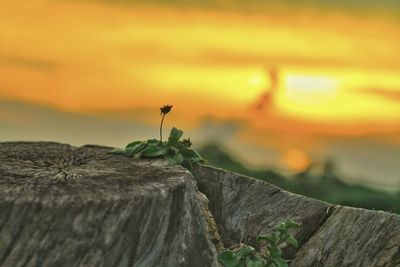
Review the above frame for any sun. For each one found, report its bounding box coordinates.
[282,149,310,172]
[271,71,344,120]
[284,74,340,105]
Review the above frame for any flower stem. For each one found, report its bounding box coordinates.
[160,114,165,142]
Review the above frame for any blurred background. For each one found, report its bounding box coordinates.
[1,0,399,212]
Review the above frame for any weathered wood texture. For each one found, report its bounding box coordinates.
[291,207,400,267]
[2,142,399,267]
[192,164,400,266]
[191,164,332,259]
[0,142,219,267]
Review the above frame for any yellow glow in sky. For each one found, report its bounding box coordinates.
[283,148,311,172]
[284,74,339,104]
[0,0,400,133]
[275,68,400,122]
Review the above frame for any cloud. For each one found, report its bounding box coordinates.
[362,88,400,103]
[0,55,56,71]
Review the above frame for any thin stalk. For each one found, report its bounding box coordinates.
[160,114,165,142]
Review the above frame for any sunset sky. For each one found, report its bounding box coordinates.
[1,0,399,189]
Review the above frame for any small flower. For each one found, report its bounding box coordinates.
[160,104,173,115]
[159,104,173,142]
[182,138,192,147]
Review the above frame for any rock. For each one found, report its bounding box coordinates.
[0,142,219,267]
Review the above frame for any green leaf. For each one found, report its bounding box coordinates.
[286,236,298,248]
[125,142,146,156]
[284,219,300,229]
[278,224,288,232]
[257,233,278,245]
[186,148,203,161]
[142,147,166,157]
[238,245,255,257]
[218,250,241,267]
[142,144,167,157]
[269,246,282,259]
[178,146,203,162]
[132,149,145,159]
[125,141,143,149]
[246,257,266,267]
[168,127,184,145]
[167,146,179,155]
[174,153,185,164]
[272,258,288,267]
[165,152,184,165]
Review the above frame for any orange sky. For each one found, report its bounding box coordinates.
[1,0,400,126]
[1,0,400,180]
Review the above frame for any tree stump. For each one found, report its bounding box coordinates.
[0,142,219,267]
[192,164,400,267]
[191,164,331,257]
[291,206,400,267]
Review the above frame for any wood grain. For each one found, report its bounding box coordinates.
[192,164,400,266]
[0,142,219,267]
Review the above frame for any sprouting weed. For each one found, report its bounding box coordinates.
[111,105,203,168]
[218,219,300,267]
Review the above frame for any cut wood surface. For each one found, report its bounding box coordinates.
[192,164,400,267]
[0,142,219,267]
[1,142,399,267]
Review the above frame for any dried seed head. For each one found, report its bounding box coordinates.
[160,104,173,115]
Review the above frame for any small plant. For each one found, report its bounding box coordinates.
[218,219,300,267]
[112,105,203,168]
[159,104,173,142]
